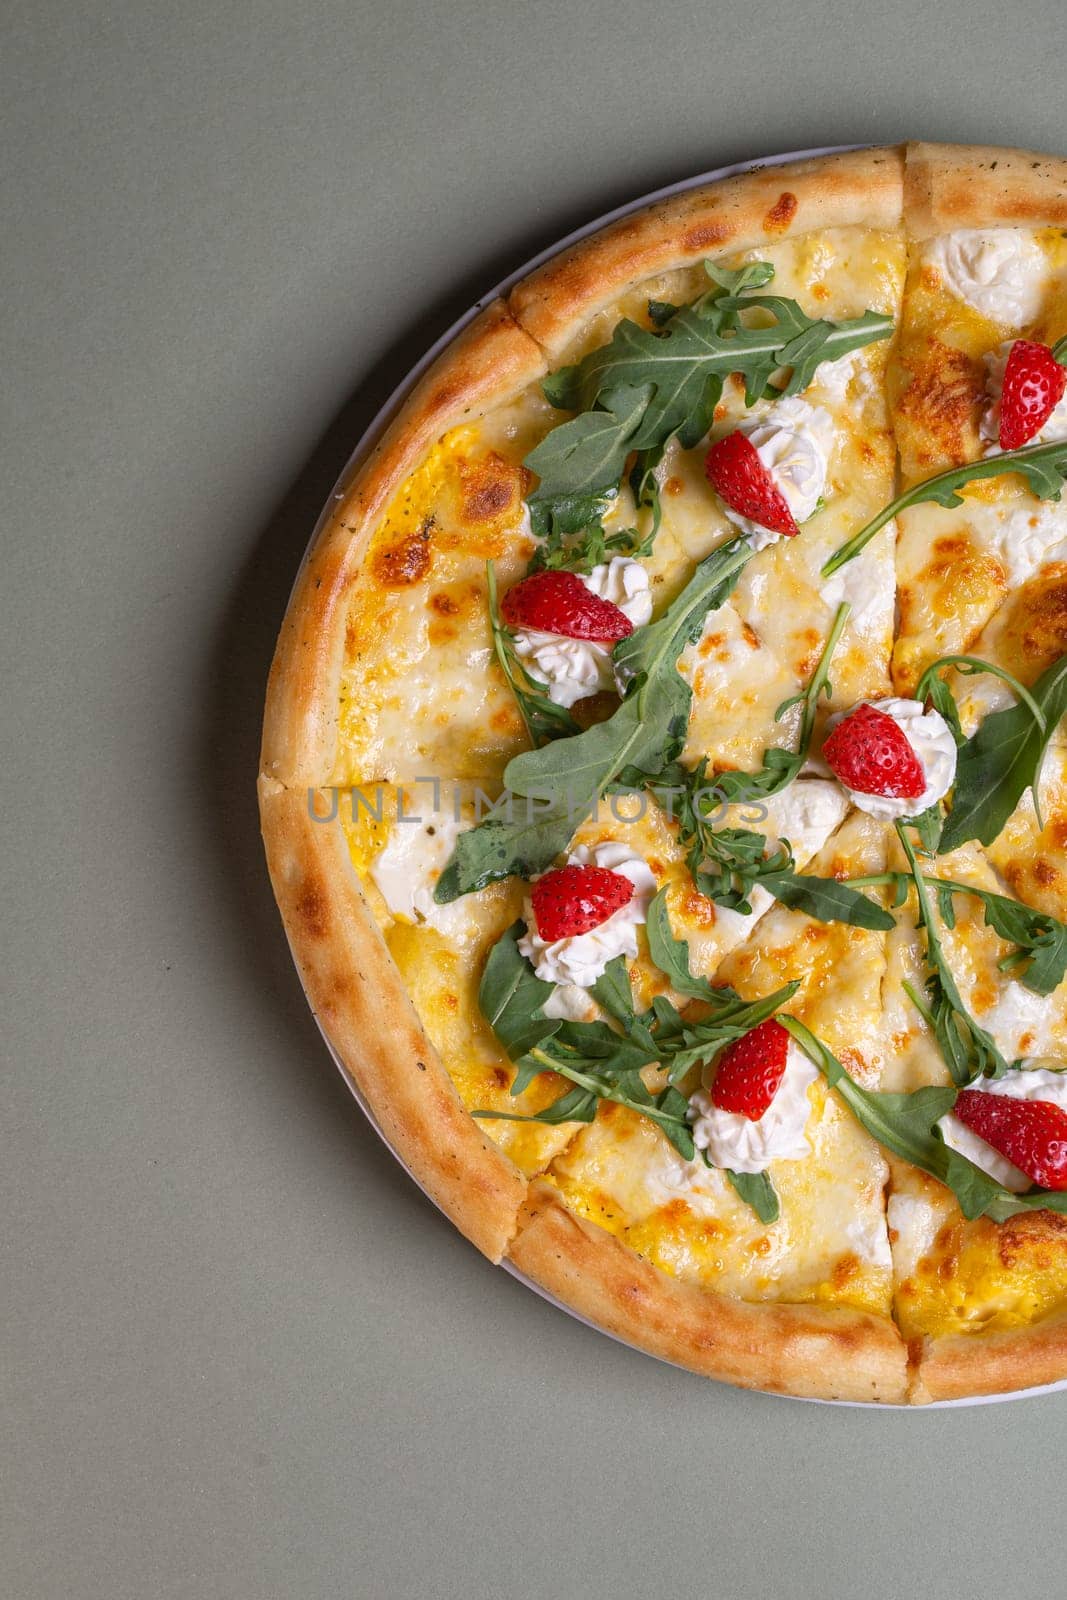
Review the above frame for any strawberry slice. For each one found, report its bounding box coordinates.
[822,703,926,800]
[955,1089,1067,1191]
[711,1018,791,1121]
[998,339,1067,450]
[531,864,633,941]
[704,430,799,537]
[502,570,633,642]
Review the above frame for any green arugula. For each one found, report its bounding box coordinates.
[725,1169,780,1224]
[525,260,894,515]
[527,495,655,574]
[435,537,753,901]
[939,651,1067,852]
[485,560,580,747]
[474,898,798,1194]
[783,1016,1067,1223]
[649,761,893,928]
[641,604,890,930]
[896,821,1014,1083]
[847,870,1067,997]
[915,653,1048,748]
[822,438,1067,576]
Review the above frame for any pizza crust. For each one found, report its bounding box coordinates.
[904,140,1067,238]
[915,1307,1067,1403]
[508,146,905,360]
[508,1181,908,1403]
[259,783,527,1261]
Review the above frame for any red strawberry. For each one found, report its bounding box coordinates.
[998,339,1067,451]
[704,430,799,537]
[955,1090,1067,1191]
[822,703,926,800]
[711,1018,791,1121]
[501,570,633,642]
[531,864,633,941]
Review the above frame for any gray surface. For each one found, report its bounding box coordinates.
[4,2,1063,1596]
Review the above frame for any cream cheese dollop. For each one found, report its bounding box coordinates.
[938,1064,1067,1192]
[721,397,835,549]
[826,698,957,821]
[371,807,473,940]
[511,557,652,708]
[980,339,1067,450]
[687,1039,819,1174]
[518,840,657,988]
[926,230,1047,326]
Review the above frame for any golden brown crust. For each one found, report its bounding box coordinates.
[508,146,905,360]
[916,1306,1067,1402]
[259,783,527,1261]
[904,141,1067,238]
[261,299,546,786]
[507,1181,909,1403]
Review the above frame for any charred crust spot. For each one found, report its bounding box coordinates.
[295,881,329,939]
[430,591,460,615]
[373,521,434,586]
[492,1065,510,1088]
[764,191,798,232]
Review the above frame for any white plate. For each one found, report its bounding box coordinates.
[288,145,1067,1408]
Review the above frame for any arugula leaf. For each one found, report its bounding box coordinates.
[644,887,719,1001]
[896,822,1013,1083]
[757,869,895,930]
[434,793,581,905]
[939,652,1067,852]
[972,892,1067,997]
[527,498,655,575]
[847,872,1067,997]
[528,261,892,507]
[725,1168,780,1224]
[915,654,1048,749]
[477,921,561,1063]
[524,383,651,505]
[822,438,1067,576]
[783,1016,1067,1223]
[473,900,798,1172]
[436,538,753,900]
[589,956,640,1028]
[485,561,580,748]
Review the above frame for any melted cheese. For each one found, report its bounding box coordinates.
[891,226,1067,694]
[889,1170,1067,1339]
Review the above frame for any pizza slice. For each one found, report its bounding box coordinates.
[528,812,896,1321]
[890,151,1067,694]
[878,829,1067,1398]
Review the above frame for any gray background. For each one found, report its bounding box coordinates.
[5,2,1063,1596]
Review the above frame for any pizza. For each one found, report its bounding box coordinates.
[260,144,1067,1404]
